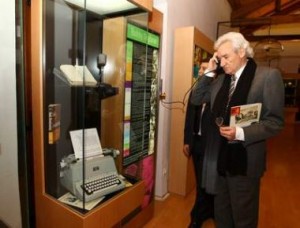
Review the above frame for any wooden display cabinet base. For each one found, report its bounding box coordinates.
[35,181,145,228]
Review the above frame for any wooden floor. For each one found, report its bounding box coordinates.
[144,123,300,228]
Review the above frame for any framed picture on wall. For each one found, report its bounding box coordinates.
[193,45,212,79]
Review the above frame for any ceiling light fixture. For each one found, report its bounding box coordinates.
[254,24,284,60]
[64,0,138,15]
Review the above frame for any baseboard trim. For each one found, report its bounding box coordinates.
[154,192,170,201]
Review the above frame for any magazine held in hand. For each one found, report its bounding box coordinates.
[230,103,262,127]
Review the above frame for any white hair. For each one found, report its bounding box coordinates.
[214,32,254,58]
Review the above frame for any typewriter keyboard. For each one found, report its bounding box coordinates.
[81,173,122,195]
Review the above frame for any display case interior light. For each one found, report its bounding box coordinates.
[64,0,138,15]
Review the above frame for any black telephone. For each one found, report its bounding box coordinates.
[215,58,224,74]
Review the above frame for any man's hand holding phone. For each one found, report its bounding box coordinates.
[207,53,220,72]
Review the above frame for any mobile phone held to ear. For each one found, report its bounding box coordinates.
[215,58,221,69]
[215,58,224,74]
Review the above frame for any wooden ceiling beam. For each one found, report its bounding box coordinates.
[275,0,281,12]
[245,34,300,41]
[231,0,298,19]
[228,14,300,27]
[247,0,299,18]
[269,14,300,24]
[222,14,300,40]
[227,0,300,42]
[275,1,300,15]
[231,0,273,19]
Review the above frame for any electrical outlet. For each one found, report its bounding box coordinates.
[159,92,166,100]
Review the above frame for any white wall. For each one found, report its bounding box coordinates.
[0,1,22,228]
[153,0,231,198]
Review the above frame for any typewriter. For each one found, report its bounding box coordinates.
[60,154,125,202]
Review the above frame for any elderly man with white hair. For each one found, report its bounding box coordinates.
[191,32,284,228]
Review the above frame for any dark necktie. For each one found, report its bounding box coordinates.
[226,75,236,112]
[228,75,236,100]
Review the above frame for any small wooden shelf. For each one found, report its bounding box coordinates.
[168,26,213,196]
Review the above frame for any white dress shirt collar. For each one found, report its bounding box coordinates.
[234,63,247,81]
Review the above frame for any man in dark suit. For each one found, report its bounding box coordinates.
[183,62,214,227]
[191,32,284,227]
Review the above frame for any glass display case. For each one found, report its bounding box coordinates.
[31,0,160,226]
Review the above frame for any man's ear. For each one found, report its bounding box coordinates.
[238,48,246,58]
